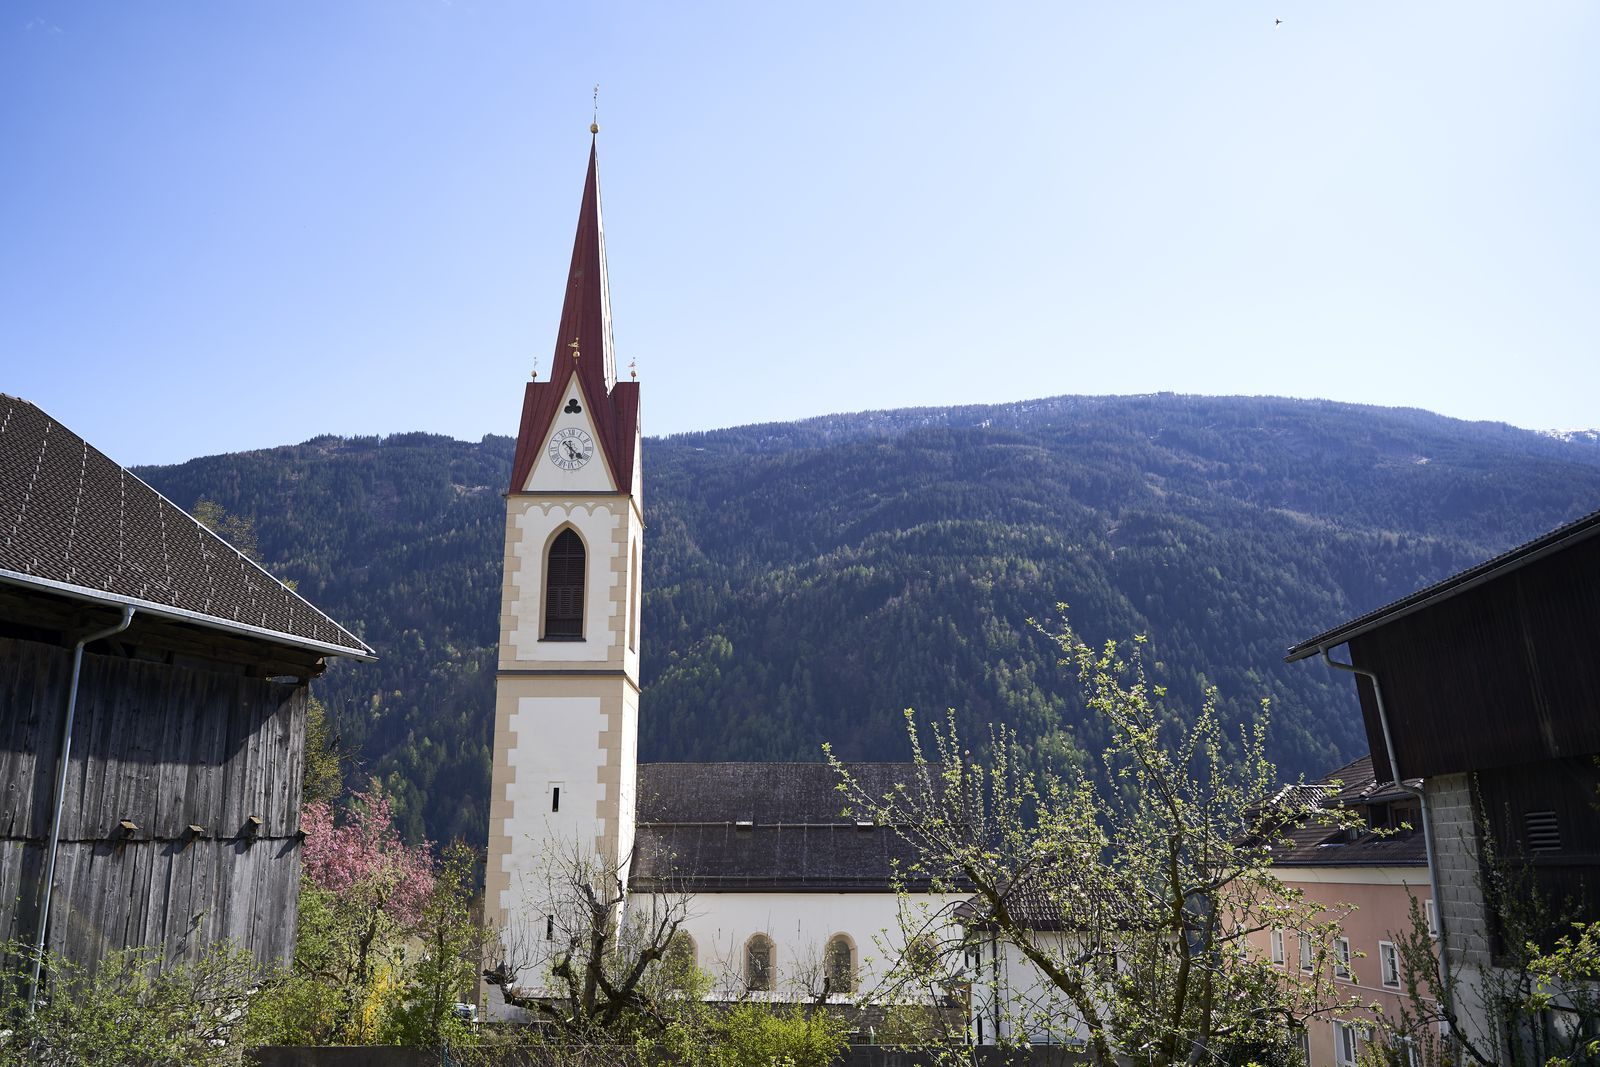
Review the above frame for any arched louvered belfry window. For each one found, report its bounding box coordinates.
[544,528,585,639]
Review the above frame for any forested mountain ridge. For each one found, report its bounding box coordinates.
[136,394,1600,845]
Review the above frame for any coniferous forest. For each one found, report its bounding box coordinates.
[136,393,1600,846]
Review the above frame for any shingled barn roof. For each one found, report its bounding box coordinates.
[0,395,373,660]
[631,762,929,892]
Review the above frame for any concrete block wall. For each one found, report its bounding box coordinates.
[1426,773,1508,1063]
[1426,773,1493,968]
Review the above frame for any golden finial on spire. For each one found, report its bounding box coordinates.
[591,84,600,135]
[629,358,637,381]
[569,337,581,361]
[531,357,539,381]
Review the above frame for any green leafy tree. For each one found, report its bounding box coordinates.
[832,617,1362,1066]
[381,839,492,1047]
[301,695,343,804]
[192,497,265,570]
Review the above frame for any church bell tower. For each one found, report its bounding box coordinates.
[486,128,644,991]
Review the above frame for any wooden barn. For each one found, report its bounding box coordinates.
[0,394,373,986]
[1287,506,1600,1059]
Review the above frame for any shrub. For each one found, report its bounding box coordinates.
[0,940,264,1067]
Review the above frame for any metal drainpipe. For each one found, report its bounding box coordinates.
[1319,645,1453,1017]
[26,604,135,1012]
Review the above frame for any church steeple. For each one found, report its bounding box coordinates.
[549,132,616,398]
[487,125,646,1015]
[508,130,639,496]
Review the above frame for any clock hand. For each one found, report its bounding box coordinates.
[564,440,582,459]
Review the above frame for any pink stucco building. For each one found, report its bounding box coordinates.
[1260,755,1438,1067]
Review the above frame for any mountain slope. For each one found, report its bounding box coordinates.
[138,394,1600,844]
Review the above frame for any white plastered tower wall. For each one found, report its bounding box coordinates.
[486,379,644,1013]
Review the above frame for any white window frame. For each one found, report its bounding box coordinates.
[1270,928,1285,965]
[1379,940,1400,988]
[1298,931,1314,974]
[1334,936,1352,980]
[1334,1020,1365,1067]
[1425,899,1439,939]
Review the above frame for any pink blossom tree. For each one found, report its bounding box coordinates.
[291,782,438,1041]
[301,785,434,924]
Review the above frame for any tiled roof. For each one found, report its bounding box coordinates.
[1313,754,1413,807]
[1270,820,1427,868]
[1269,754,1426,868]
[631,762,928,892]
[954,879,1128,932]
[0,395,373,659]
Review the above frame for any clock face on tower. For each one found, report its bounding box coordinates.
[547,427,596,471]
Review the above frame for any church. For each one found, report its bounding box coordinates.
[483,130,957,1016]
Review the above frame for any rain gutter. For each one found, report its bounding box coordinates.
[27,604,135,1011]
[1317,645,1453,1019]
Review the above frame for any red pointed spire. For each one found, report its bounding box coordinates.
[508,130,640,495]
[548,133,616,398]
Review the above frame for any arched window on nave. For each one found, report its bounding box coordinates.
[745,934,775,993]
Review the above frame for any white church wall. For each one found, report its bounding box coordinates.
[640,891,966,1002]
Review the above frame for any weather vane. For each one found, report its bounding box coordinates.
[591,84,600,134]
[531,356,539,381]
[569,337,581,361]
[629,357,637,381]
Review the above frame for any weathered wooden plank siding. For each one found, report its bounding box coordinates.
[1350,532,1600,782]
[0,635,307,971]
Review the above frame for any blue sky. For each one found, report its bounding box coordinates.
[3,2,1596,466]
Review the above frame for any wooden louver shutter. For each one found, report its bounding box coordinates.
[545,529,585,638]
